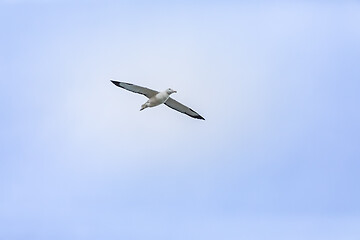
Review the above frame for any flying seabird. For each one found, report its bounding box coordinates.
[110,80,205,120]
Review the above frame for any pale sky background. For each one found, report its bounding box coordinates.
[1,1,360,239]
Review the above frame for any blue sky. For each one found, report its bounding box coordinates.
[1,1,360,239]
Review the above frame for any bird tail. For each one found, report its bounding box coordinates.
[140,103,148,111]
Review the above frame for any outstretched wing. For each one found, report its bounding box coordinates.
[111,80,158,98]
[164,97,205,120]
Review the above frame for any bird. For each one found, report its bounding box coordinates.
[110,80,205,120]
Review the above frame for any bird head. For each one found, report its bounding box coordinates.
[166,88,177,95]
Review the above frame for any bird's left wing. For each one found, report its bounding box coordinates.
[111,80,158,98]
[164,97,205,120]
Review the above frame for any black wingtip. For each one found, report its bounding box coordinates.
[110,80,120,86]
[196,115,205,120]
[189,108,205,120]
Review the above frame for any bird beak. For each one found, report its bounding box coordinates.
[173,90,177,93]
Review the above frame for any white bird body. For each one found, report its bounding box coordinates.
[110,80,205,120]
[147,91,171,107]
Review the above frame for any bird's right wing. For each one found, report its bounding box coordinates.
[111,80,158,98]
[164,97,205,120]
